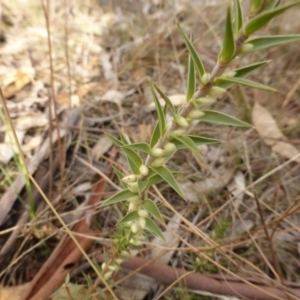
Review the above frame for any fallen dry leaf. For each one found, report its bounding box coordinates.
[252,102,300,163]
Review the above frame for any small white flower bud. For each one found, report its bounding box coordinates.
[195,97,216,106]
[208,86,226,96]
[128,196,141,204]
[103,271,113,280]
[115,258,123,265]
[127,182,138,193]
[108,265,118,271]
[221,71,236,78]
[166,121,172,130]
[239,43,254,54]
[164,142,176,153]
[187,109,205,119]
[150,157,167,167]
[121,174,138,183]
[139,164,149,176]
[128,202,138,212]
[201,72,211,85]
[151,148,165,157]
[138,209,149,218]
[176,116,189,127]
[101,263,107,270]
[171,129,186,136]
[130,238,143,246]
[131,223,139,233]
[121,250,130,257]
[138,217,146,229]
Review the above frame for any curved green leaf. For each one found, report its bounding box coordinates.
[216,61,269,89]
[247,35,300,52]
[150,81,166,137]
[215,76,275,92]
[119,211,139,225]
[153,83,176,116]
[142,199,164,222]
[186,55,196,101]
[233,0,243,35]
[200,110,251,127]
[170,135,222,149]
[100,189,137,207]
[145,217,165,240]
[250,0,263,15]
[264,0,280,10]
[169,135,200,156]
[137,179,149,194]
[150,121,160,148]
[177,23,206,79]
[244,1,300,37]
[150,166,185,199]
[113,167,127,189]
[122,142,152,155]
[219,8,236,64]
[106,133,124,147]
[121,148,143,173]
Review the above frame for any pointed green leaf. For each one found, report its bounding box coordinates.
[233,0,243,35]
[264,0,280,10]
[100,189,137,207]
[177,23,206,79]
[142,199,164,223]
[216,61,269,89]
[153,83,176,116]
[169,135,222,149]
[122,142,152,155]
[119,132,130,144]
[121,148,143,173]
[169,135,200,156]
[250,0,263,15]
[200,110,251,127]
[150,166,185,199]
[113,167,127,189]
[150,121,161,148]
[244,1,300,37]
[150,81,166,137]
[145,217,165,240]
[215,76,276,92]
[146,173,164,188]
[186,54,196,101]
[118,211,139,225]
[219,8,236,64]
[247,35,300,52]
[106,133,124,147]
[137,179,149,194]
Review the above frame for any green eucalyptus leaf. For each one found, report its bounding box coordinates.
[169,135,201,156]
[113,167,127,189]
[106,133,124,147]
[177,23,206,79]
[216,61,269,89]
[215,76,276,92]
[122,142,152,155]
[150,81,166,137]
[244,1,300,37]
[118,211,139,225]
[153,83,176,116]
[100,189,137,207]
[142,199,164,223]
[247,35,300,52]
[150,166,185,199]
[145,217,165,240]
[200,110,251,127]
[219,7,236,64]
[170,135,222,149]
[233,0,243,35]
[186,55,196,101]
[250,0,263,15]
[150,121,161,148]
